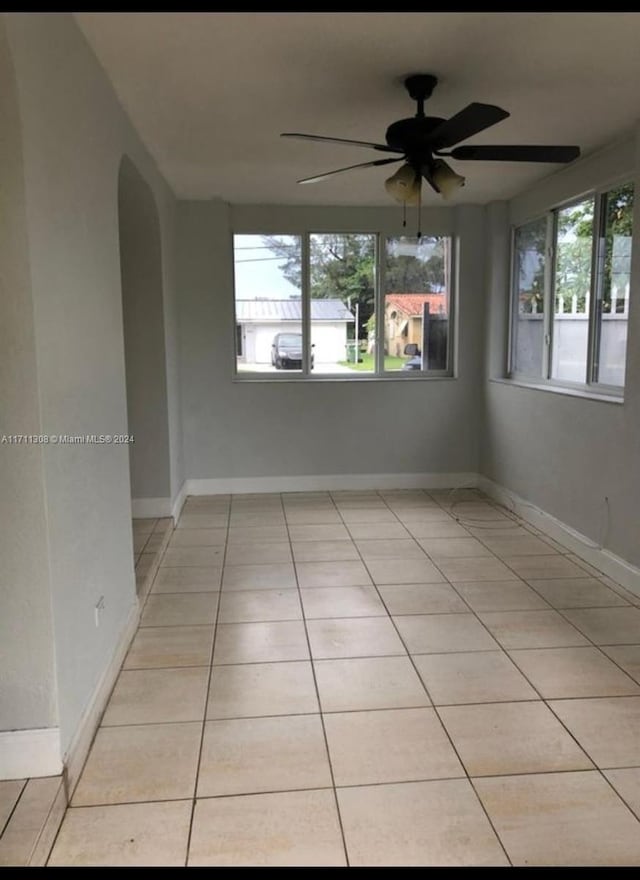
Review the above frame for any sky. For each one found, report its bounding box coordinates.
[233,234,300,300]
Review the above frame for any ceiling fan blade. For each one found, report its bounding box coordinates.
[449,144,581,163]
[281,132,403,154]
[429,103,510,151]
[298,157,403,185]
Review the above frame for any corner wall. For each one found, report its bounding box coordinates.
[0,19,57,744]
[177,202,486,487]
[3,12,183,760]
[481,133,640,569]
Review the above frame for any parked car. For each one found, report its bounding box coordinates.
[271,333,314,369]
[402,342,422,371]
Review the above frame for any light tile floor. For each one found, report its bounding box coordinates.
[46,489,640,866]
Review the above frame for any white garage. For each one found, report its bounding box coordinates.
[236,298,354,366]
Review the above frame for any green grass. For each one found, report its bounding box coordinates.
[339,353,406,372]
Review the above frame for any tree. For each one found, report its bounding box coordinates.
[515,217,546,314]
[261,233,448,338]
[602,183,633,313]
[261,234,376,333]
[385,237,446,293]
[554,184,634,314]
[555,199,594,313]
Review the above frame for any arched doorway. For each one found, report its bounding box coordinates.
[118,156,172,595]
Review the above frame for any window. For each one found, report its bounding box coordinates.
[509,182,633,392]
[594,184,634,387]
[233,232,455,378]
[551,197,595,383]
[233,235,302,374]
[309,234,376,374]
[383,236,452,374]
[511,217,546,378]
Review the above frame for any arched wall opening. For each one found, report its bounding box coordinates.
[118,155,171,512]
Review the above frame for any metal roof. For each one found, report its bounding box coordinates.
[236,299,354,322]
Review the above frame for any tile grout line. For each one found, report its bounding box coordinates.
[397,489,518,867]
[182,499,229,868]
[28,776,66,866]
[48,761,640,813]
[286,492,352,868]
[410,498,622,798]
[337,487,513,867]
[0,779,28,845]
[51,492,640,864]
[428,495,640,824]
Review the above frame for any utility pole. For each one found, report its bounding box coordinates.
[354,302,359,363]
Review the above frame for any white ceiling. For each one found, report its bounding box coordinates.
[75,12,640,206]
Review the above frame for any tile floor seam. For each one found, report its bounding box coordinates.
[50,492,640,866]
[0,781,28,843]
[540,605,640,686]
[27,778,66,867]
[432,600,610,775]
[506,644,640,693]
[288,491,352,867]
[401,491,622,855]
[342,491,513,867]
[182,505,229,867]
[53,765,640,809]
[596,769,640,824]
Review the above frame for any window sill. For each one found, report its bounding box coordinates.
[490,377,624,405]
[233,373,457,384]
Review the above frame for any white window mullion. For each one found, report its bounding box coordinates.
[507,226,517,377]
[301,233,311,376]
[375,234,385,375]
[588,192,606,385]
[543,213,555,380]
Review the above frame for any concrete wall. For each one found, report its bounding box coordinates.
[481,133,640,568]
[178,202,486,483]
[515,314,629,387]
[0,20,57,734]
[3,12,182,755]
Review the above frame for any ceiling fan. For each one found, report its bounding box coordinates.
[281,74,580,206]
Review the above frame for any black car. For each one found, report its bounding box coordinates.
[271,333,314,369]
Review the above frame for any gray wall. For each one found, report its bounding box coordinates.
[177,202,486,482]
[3,12,182,752]
[119,156,171,500]
[0,20,57,732]
[481,134,640,568]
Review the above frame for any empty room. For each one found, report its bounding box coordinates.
[1,10,640,867]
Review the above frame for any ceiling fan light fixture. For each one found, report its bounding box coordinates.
[384,163,421,205]
[431,159,466,200]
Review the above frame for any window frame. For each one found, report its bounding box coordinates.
[232,230,457,382]
[508,178,633,397]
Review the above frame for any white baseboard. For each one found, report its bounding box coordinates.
[186,472,479,496]
[479,476,640,598]
[63,599,141,797]
[131,497,172,518]
[0,728,63,780]
[171,481,188,524]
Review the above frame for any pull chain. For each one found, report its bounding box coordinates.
[402,201,407,229]
[417,179,422,239]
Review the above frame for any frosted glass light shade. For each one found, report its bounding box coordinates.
[431,159,465,200]
[384,164,421,205]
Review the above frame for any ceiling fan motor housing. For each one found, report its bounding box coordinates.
[385,117,445,155]
[283,69,580,189]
